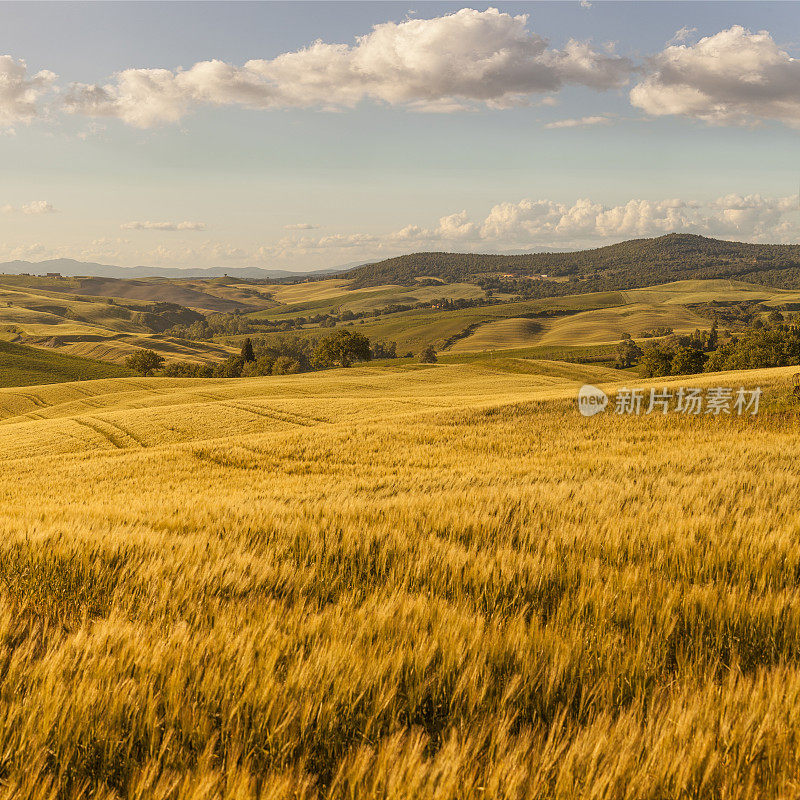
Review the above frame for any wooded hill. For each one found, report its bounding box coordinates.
[341,234,800,293]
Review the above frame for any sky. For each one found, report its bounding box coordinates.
[1,0,800,271]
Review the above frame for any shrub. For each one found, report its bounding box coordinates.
[213,356,245,378]
[312,330,371,368]
[124,349,165,376]
[419,345,438,364]
[272,356,301,375]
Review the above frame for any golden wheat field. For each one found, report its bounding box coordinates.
[1,360,800,798]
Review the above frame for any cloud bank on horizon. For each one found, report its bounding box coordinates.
[121,221,207,232]
[1,6,799,270]
[1,9,800,129]
[2,193,796,270]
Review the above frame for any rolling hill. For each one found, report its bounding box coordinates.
[0,361,799,795]
[0,339,134,387]
[0,258,328,279]
[0,278,243,365]
[341,233,800,291]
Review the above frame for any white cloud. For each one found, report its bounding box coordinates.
[477,195,798,244]
[121,220,207,231]
[251,194,797,270]
[667,27,698,46]
[2,194,794,271]
[368,194,800,253]
[631,26,800,127]
[22,200,57,215]
[63,8,633,126]
[0,56,57,128]
[1,200,57,214]
[283,223,319,230]
[545,114,612,128]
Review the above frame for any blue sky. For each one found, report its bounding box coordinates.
[1,1,799,270]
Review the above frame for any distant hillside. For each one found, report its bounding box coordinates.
[0,259,337,280]
[0,339,134,387]
[341,234,800,292]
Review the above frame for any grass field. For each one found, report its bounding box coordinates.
[622,279,800,306]
[254,279,492,319]
[449,281,800,353]
[0,339,134,387]
[244,291,629,355]
[7,274,788,365]
[0,279,239,365]
[0,360,799,797]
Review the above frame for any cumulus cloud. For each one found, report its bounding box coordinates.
[477,194,797,243]
[121,220,207,231]
[5,194,793,271]
[0,56,57,128]
[631,26,800,127]
[63,8,633,126]
[15,20,800,130]
[1,200,57,214]
[283,223,319,230]
[667,26,698,46]
[22,200,57,215]
[545,114,612,128]
[251,194,797,270]
[356,195,799,253]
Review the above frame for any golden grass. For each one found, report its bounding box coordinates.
[449,280,800,354]
[449,318,544,352]
[40,335,238,365]
[267,279,385,303]
[534,303,710,347]
[0,362,799,797]
[450,304,708,352]
[623,279,800,306]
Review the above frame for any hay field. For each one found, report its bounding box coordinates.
[623,279,800,306]
[0,339,133,387]
[1,361,800,798]
[447,281,800,354]
[450,303,708,352]
[0,280,239,366]
[448,318,544,352]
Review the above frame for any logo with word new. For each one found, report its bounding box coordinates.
[577,384,609,417]
[576,385,762,417]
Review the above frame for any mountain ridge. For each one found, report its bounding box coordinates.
[338,234,800,292]
[0,258,339,280]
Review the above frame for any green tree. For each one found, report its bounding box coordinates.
[371,341,397,359]
[124,349,165,376]
[213,356,245,378]
[241,337,255,362]
[161,360,202,378]
[312,330,372,368]
[707,320,718,351]
[767,309,785,326]
[419,345,438,364]
[639,343,673,377]
[614,339,642,368]
[671,346,706,375]
[705,326,800,372]
[272,356,301,375]
[241,355,275,377]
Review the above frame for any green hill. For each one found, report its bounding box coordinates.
[341,234,800,293]
[0,339,134,387]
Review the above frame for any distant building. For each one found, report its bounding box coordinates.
[45,272,62,278]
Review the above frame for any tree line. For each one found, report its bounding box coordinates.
[124,331,439,378]
[340,233,800,294]
[615,310,800,377]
